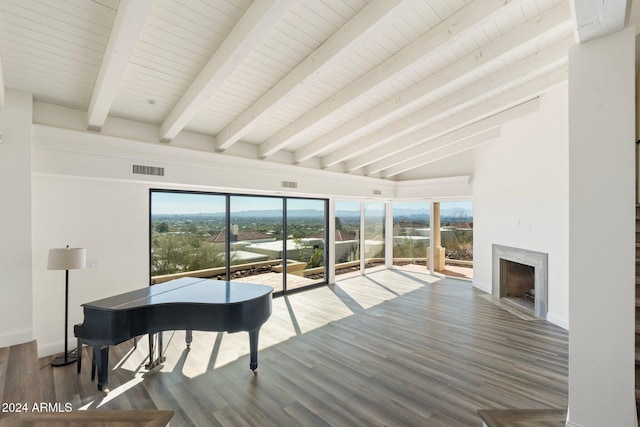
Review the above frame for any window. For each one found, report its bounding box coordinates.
[438,201,473,279]
[392,201,430,269]
[364,201,386,273]
[150,191,227,279]
[335,200,361,277]
[150,190,328,295]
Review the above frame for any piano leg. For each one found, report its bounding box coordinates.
[249,328,260,372]
[94,346,109,392]
[147,334,154,368]
[76,339,82,374]
[145,333,166,370]
[185,330,192,349]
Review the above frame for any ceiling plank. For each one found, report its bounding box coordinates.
[87,0,152,131]
[215,0,416,153]
[368,98,540,176]
[259,0,515,160]
[295,0,571,164]
[325,36,572,171]
[571,0,627,43]
[382,128,502,178]
[159,0,292,143]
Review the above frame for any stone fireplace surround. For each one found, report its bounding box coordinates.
[492,244,548,319]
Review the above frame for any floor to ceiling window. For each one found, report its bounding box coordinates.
[334,200,361,278]
[437,201,473,279]
[364,201,386,273]
[150,191,227,280]
[229,194,284,291]
[286,198,327,291]
[150,190,328,295]
[392,201,430,270]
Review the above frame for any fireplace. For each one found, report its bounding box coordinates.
[492,244,548,319]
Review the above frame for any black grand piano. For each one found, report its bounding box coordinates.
[74,277,273,391]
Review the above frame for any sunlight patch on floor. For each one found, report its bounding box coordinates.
[335,269,434,310]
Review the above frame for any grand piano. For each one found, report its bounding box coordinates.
[74,277,273,391]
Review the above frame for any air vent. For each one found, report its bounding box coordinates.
[281,180,298,189]
[373,189,382,195]
[132,164,165,176]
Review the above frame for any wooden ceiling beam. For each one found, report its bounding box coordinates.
[295,0,571,164]
[215,0,415,153]
[383,128,502,178]
[159,0,292,143]
[87,0,152,132]
[325,36,572,171]
[571,0,627,43]
[365,66,568,175]
[352,65,567,175]
[368,99,540,177]
[258,0,514,160]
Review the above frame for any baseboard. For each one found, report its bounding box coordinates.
[472,280,491,294]
[546,312,568,330]
[36,338,77,358]
[0,328,33,348]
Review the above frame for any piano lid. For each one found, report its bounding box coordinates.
[82,277,273,311]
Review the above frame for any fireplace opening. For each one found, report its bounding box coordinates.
[492,244,548,319]
[500,259,535,312]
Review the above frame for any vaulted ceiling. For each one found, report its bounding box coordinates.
[0,0,631,181]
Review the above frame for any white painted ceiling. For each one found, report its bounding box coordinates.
[0,0,629,180]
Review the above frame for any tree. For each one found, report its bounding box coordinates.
[155,222,169,233]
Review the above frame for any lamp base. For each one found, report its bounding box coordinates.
[51,353,78,367]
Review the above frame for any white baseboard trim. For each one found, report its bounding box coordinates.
[0,328,33,348]
[546,312,568,330]
[36,338,76,358]
[472,280,491,294]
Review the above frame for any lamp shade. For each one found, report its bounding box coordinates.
[47,247,86,270]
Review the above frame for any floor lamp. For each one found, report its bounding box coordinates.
[47,246,86,366]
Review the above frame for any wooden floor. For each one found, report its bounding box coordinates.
[37,270,568,426]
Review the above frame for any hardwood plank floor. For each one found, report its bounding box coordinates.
[38,270,568,426]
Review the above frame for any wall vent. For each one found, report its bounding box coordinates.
[133,164,165,176]
[373,189,382,195]
[281,180,298,189]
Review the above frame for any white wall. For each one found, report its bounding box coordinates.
[567,27,636,427]
[472,82,569,328]
[32,176,151,356]
[26,113,472,356]
[0,90,33,347]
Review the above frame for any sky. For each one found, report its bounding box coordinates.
[151,191,473,215]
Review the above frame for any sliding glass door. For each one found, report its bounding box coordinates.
[392,201,430,270]
[286,198,327,291]
[229,195,284,291]
[334,200,361,278]
[364,202,385,273]
[150,191,227,280]
[150,190,328,294]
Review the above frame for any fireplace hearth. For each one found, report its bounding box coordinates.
[492,244,548,319]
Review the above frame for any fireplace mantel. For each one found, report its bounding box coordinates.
[492,244,548,319]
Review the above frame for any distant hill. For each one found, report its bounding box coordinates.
[337,207,473,219]
[153,206,472,221]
